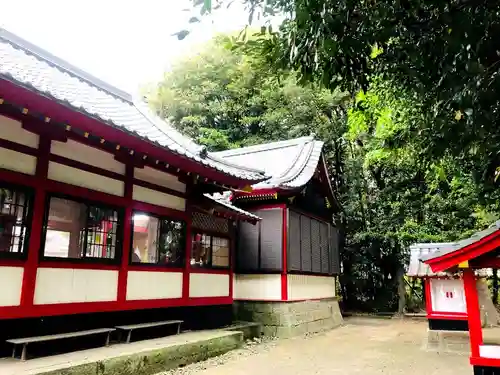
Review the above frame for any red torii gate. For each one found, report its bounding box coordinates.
[422,221,500,375]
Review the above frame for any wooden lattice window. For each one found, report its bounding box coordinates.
[192,211,229,234]
[0,185,33,256]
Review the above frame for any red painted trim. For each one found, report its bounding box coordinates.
[49,154,125,181]
[470,356,500,367]
[234,297,335,303]
[425,278,469,319]
[427,313,468,320]
[426,231,500,273]
[281,208,288,301]
[131,201,188,221]
[127,265,184,273]
[183,201,192,299]
[38,262,120,270]
[117,163,133,303]
[189,268,230,275]
[0,259,25,267]
[0,137,38,156]
[22,117,68,142]
[19,137,50,308]
[424,278,433,314]
[133,178,186,199]
[234,188,278,197]
[464,269,483,357]
[0,296,233,319]
[0,79,261,187]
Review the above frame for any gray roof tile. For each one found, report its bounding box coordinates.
[407,243,455,277]
[0,28,267,183]
[203,194,261,222]
[408,243,491,277]
[419,221,500,263]
[212,136,324,190]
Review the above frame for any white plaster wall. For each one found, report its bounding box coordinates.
[34,268,118,304]
[48,162,124,196]
[0,115,39,148]
[480,345,500,359]
[132,185,185,211]
[134,166,186,193]
[189,273,230,298]
[0,147,37,175]
[233,274,282,300]
[287,274,336,301]
[429,278,466,313]
[0,266,24,306]
[126,271,183,300]
[51,139,125,175]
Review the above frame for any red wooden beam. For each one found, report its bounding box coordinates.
[426,232,500,273]
[0,79,262,188]
[463,269,483,358]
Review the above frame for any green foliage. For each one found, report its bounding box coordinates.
[148,33,348,151]
[189,0,500,210]
[149,31,498,312]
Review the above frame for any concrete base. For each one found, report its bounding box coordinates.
[0,330,243,375]
[425,329,470,354]
[233,298,343,338]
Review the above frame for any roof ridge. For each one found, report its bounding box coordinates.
[272,141,314,185]
[212,136,314,157]
[0,27,132,103]
[206,153,267,175]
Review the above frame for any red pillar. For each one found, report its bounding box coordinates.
[281,207,288,301]
[182,197,192,301]
[424,278,433,316]
[117,163,133,303]
[463,268,483,358]
[20,137,50,307]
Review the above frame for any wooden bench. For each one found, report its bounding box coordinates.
[115,320,183,343]
[6,327,115,361]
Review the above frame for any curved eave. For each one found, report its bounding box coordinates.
[0,77,268,188]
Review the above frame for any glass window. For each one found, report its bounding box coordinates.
[42,197,121,260]
[191,232,230,268]
[0,186,32,255]
[131,212,186,266]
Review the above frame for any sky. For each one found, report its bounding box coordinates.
[0,0,270,94]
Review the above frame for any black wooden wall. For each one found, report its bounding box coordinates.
[287,209,340,275]
[236,208,283,272]
[235,207,340,275]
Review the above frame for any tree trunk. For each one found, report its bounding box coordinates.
[397,267,406,315]
[493,269,498,306]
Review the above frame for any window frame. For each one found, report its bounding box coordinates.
[39,193,124,265]
[129,210,187,268]
[190,229,231,270]
[0,182,35,260]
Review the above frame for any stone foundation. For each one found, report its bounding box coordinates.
[233,298,343,338]
[425,329,470,354]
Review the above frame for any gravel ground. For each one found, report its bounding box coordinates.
[159,317,473,375]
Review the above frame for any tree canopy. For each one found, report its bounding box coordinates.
[183,0,500,209]
[149,31,497,312]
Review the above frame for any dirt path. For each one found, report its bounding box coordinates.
[160,317,472,375]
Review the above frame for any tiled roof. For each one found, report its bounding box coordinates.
[419,221,500,263]
[0,28,267,183]
[407,243,455,277]
[212,136,324,190]
[203,194,261,222]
